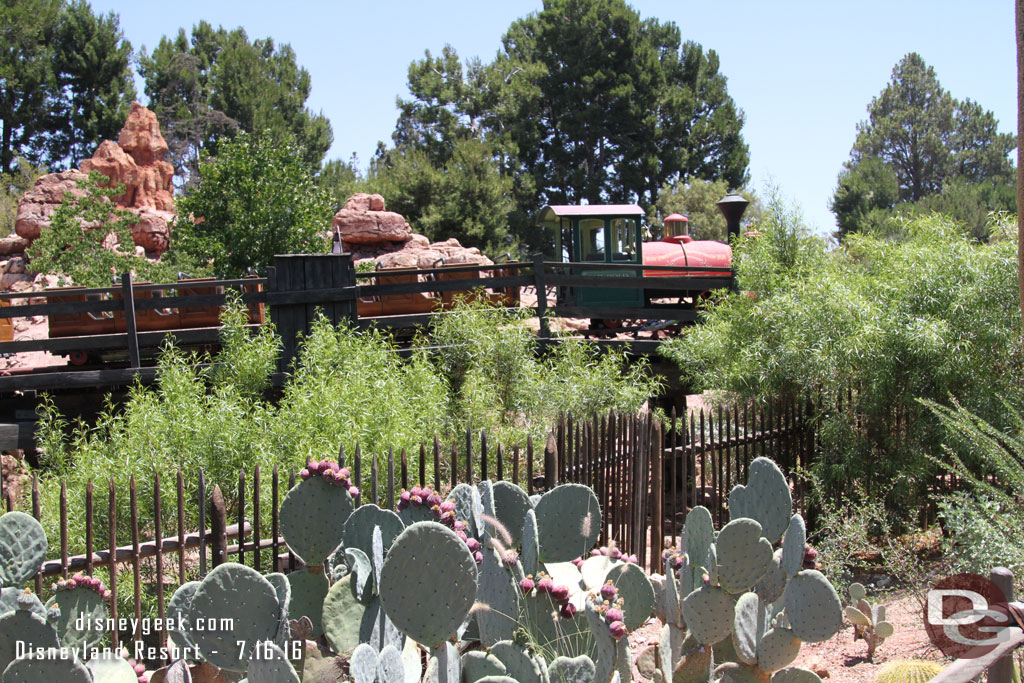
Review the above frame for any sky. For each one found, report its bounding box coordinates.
[92,0,1017,236]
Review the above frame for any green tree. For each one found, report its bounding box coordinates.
[369,138,519,255]
[0,1,135,174]
[0,156,46,234]
[317,155,366,212]
[27,172,187,287]
[0,0,62,174]
[174,130,334,278]
[833,53,1015,236]
[651,177,763,241]
[138,22,333,183]
[48,1,136,168]
[385,0,748,250]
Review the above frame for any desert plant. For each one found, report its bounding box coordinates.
[845,582,894,660]
[875,659,943,683]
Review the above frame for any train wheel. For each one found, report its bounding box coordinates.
[68,350,89,366]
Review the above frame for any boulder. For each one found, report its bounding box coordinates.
[80,140,138,205]
[14,169,89,240]
[130,207,173,255]
[333,209,413,244]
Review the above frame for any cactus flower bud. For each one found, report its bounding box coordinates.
[410,486,423,498]
[600,582,617,602]
[559,603,578,619]
[606,607,624,624]
[348,486,360,497]
[519,577,535,594]
[466,538,480,552]
[103,590,112,601]
[473,551,483,565]
[550,584,570,604]
[133,663,146,675]
[536,577,554,594]
[591,548,603,557]
[426,493,442,508]
[504,551,519,567]
[572,557,584,568]
[609,620,627,640]
[439,500,456,514]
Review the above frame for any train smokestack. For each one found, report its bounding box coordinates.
[716,193,749,239]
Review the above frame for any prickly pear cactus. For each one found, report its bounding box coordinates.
[321,573,401,655]
[534,484,601,563]
[286,569,328,639]
[0,598,59,674]
[161,660,192,683]
[780,516,806,578]
[770,667,824,682]
[378,522,477,648]
[375,644,406,683]
[184,563,281,672]
[280,475,354,568]
[489,641,547,682]
[845,583,894,660]
[681,585,734,645]
[462,650,507,679]
[0,512,47,587]
[1,647,91,682]
[0,588,43,619]
[715,519,773,594]
[521,509,540,577]
[245,641,301,683]
[548,655,597,683]
[85,651,140,683]
[605,563,655,632]
[166,581,200,658]
[490,481,532,547]
[44,575,110,650]
[728,457,792,543]
[782,570,843,644]
[339,504,404,562]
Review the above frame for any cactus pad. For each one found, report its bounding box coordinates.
[684,506,715,571]
[757,627,801,672]
[280,476,354,567]
[0,608,59,675]
[475,547,520,646]
[534,484,601,563]
[716,518,773,594]
[548,655,596,683]
[607,563,656,631]
[44,586,108,649]
[0,588,43,619]
[246,641,300,683]
[376,644,405,683]
[581,555,620,590]
[341,504,405,561]
[286,569,328,638]
[426,642,461,683]
[447,483,479,536]
[783,570,842,643]
[462,651,506,679]
[185,563,281,672]
[770,668,823,682]
[85,651,139,683]
[753,549,788,605]
[682,585,735,645]
[489,641,546,683]
[344,547,374,602]
[1,648,91,682]
[671,636,713,683]
[728,458,792,543]
[732,592,762,666]
[379,522,477,648]
[350,643,379,683]
[717,663,771,682]
[322,574,372,654]
[848,582,867,602]
[0,512,46,587]
[781,516,806,578]
[166,581,200,656]
[521,509,540,577]
[490,481,531,547]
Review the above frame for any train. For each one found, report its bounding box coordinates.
[0,199,744,365]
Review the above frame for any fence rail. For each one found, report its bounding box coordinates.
[2,401,807,660]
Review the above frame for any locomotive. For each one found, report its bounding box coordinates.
[537,201,739,329]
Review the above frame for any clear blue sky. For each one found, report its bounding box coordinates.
[92,0,1016,236]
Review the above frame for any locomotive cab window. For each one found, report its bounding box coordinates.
[579,219,606,261]
[611,218,639,261]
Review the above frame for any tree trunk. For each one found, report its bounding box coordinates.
[1018,0,1024,339]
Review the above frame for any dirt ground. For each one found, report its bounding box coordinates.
[626,589,947,681]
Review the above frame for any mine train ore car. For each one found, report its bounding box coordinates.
[352,262,520,317]
[47,278,266,365]
[537,204,734,327]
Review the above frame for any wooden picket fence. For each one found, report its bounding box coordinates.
[3,401,810,657]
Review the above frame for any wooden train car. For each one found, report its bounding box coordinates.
[47,278,265,365]
[355,263,520,317]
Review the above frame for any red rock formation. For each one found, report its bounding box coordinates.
[13,103,175,264]
[333,193,492,269]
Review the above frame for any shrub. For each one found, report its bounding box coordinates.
[173,130,334,278]
[662,199,1024,518]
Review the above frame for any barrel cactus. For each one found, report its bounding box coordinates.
[875,659,944,683]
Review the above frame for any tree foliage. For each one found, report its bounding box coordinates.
[0,0,135,174]
[173,130,334,278]
[832,53,1016,238]
[651,176,762,241]
[138,21,332,187]
[662,202,1024,519]
[377,0,749,253]
[0,156,46,234]
[26,172,187,287]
